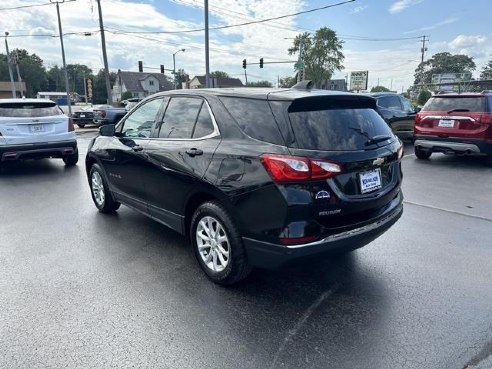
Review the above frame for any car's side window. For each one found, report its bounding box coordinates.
[378,96,402,110]
[192,104,215,138]
[158,97,203,139]
[121,98,164,138]
[401,97,415,114]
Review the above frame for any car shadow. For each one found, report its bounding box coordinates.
[413,152,490,170]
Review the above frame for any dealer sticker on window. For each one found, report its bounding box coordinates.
[360,168,382,194]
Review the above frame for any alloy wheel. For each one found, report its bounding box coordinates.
[196,216,230,272]
[91,171,106,207]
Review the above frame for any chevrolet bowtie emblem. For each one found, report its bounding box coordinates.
[373,157,385,166]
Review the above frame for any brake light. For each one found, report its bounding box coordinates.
[68,118,75,132]
[414,113,422,127]
[101,110,106,118]
[260,154,342,183]
[479,113,492,125]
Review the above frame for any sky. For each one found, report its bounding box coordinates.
[1,0,491,92]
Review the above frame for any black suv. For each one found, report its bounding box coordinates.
[86,84,404,284]
[367,92,419,140]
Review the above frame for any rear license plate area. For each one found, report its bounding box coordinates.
[359,168,382,194]
[438,119,455,128]
[29,124,45,133]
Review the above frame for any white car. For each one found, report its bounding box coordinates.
[0,98,78,167]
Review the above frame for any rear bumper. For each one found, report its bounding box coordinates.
[414,136,492,155]
[72,117,94,124]
[0,140,78,161]
[243,199,403,270]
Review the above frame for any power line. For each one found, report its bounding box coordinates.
[0,1,53,11]
[110,0,355,35]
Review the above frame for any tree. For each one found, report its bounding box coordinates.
[288,27,344,87]
[0,49,47,97]
[246,80,273,87]
[417,90,432,106]
[66,64,93,95]
[371,85,390,92]
[174,68,188,89]
[210,71,229,78]
[480,59,492,80]
[121,91,133,100]
[414,52,476,85]
[92,69,116,104]
[279,76,297,88]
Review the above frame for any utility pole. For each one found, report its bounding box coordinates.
[244,69,248,85]
[96,0,113,104]
[51,0,72,115]
[4,32,16,98]
[14,50,23,97]
[204,0,210,88]
[420,35,429,64]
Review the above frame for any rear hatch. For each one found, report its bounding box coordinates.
[268,95,403,230]
[0,101,70,145]
[416,95,492,140]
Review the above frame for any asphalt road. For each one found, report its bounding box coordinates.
[1,132,491,369]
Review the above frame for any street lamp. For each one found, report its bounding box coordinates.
[4,32,16,97]
[173,48,185,89]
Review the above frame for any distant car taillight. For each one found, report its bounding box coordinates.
[260,154,342,183]
[68,118,75,132]
[414,113,423,127]
[101,110,106,118]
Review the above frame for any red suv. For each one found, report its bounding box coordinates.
[414,92,492,165]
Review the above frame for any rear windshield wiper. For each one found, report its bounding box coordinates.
[447,108,470,113]
[365,135,392,146]
[349,127,391,146]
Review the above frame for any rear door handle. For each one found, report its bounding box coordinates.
[185,148,203,157]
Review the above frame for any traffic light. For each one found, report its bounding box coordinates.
[160,64,165,74]
[85,78,93,100]
[242,59,246,69]
[138,60,143,72]
[259,58,263,68]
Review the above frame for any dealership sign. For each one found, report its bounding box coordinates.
[350,71,369,91]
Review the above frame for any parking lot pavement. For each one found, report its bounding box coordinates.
[0,134,491,369]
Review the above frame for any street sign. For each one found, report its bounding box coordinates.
[431,73,472,92]
[350,71,368,91]
[294,61,305,71]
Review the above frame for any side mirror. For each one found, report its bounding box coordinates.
[99,124,115,137]
[414,107,421,113]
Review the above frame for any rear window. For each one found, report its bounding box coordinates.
[0,102,63,117]
[288,108,394,151]
[219,97,284,145]
[422,96,486,112]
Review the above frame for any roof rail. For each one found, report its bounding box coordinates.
[292,80,314,90]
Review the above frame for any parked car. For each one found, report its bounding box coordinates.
[0,98,78,166]
[123,98,142,112]
[85,83,404,284]
[72,106,95,128]
[93,105,127,126]
[414,91,492,165]
[367,92,418,141]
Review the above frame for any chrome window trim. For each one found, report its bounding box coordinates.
[149,97,220,141]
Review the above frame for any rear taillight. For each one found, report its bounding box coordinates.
[101,110,106,118]
[479,113,492,125]
[414,113,422,127]
[68,118,75,132]
[260,154,342,183]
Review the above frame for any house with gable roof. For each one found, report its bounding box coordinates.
[112,70,173,102]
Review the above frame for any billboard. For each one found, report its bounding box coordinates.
[431,73,472,92]
[350,71,368,91]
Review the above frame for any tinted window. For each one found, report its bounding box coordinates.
[423,96,486,112]
[0,102,63,117]
[401,97,415,113]
[219,97,284,145]
[192,105,215,138]
[377,96,402,110]
[121,98,163,138]
[159,97,202,138]
[288,108,394,151]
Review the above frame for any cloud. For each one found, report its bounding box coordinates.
[389,0,424,14]
[449,34,487,50]
[351,6,367,14]
[403,17,458,34]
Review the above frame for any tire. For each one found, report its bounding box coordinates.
[415,146,432,160]
[77,123,85,128]
[63,149,79,166]
[89,164,120,213]
[190,201,252,285]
